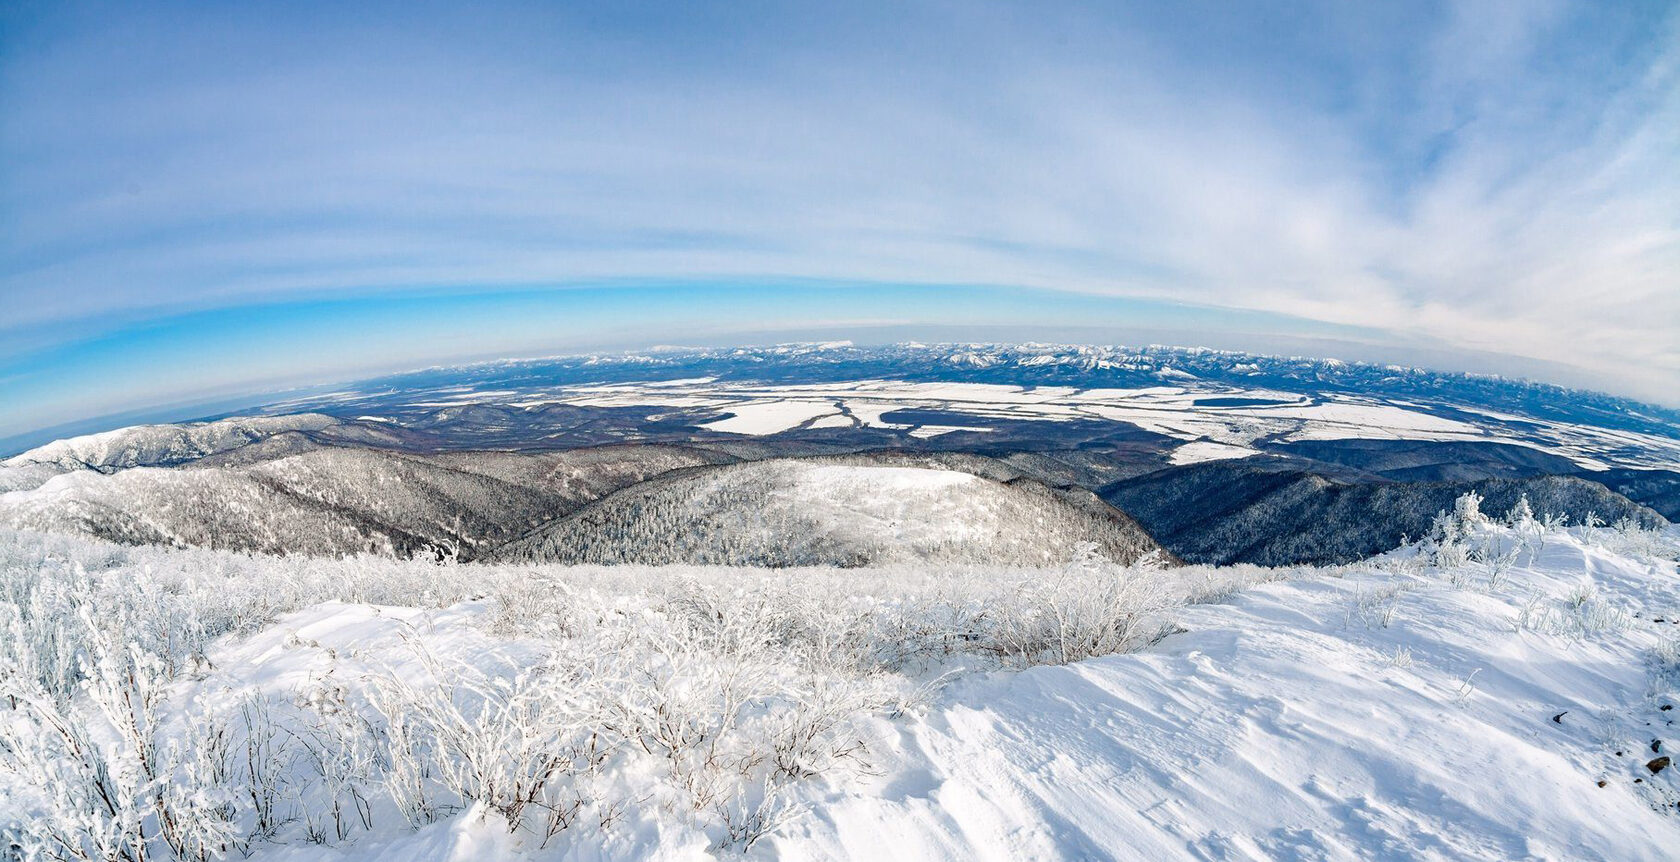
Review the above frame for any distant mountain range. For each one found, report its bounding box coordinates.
[2,344,1673,566]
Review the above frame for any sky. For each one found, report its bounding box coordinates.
[2,0,1677,445]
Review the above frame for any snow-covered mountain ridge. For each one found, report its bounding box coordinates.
[0,415,343,493]
[3,414,340,472]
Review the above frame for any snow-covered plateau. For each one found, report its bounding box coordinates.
[4,501,1679,861]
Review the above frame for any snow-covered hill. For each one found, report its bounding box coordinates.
[498,457,1168,567]
[2,510,1676,859]
[0,445,732,558]
[2,437,1176,567]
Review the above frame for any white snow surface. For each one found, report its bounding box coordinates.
[699,400,839,435]
[268,528,1680,860]
[803,540,1680,860]
[765,463,987,544]
[6,520,1678,860]
[1168,440,1261,465]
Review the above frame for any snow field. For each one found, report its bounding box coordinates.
[3,508,1678,860]
[795,520,1680,861]
[1166,440,1261,465]
[699,401,841,435]
[0,531,1247,861]
[488,377,1680,468]
[546,380,1493,446]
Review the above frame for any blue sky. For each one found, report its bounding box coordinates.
[2,0,1676,443]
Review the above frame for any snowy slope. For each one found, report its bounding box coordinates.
[288,526,1680,859]
[792,531,1680,860]
[0,450,561,558]
[3,518,1678,859]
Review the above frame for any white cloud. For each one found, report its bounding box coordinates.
[1,0,1675,404]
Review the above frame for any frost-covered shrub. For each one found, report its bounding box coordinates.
[358,596,913,847]
[988,545,1176,666]
[1417,492,1529,590]
[1424,491,1487,568]
[1347,582,1412,629]
[1513,588,1634,639]
[1577,519,1680,563]
[0,600,237,862]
